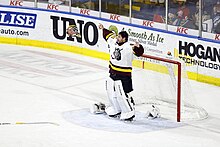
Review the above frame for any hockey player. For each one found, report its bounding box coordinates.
[96,24,144,121]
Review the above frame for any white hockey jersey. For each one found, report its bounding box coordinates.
[102,28,144,76]
[107,37,134,76]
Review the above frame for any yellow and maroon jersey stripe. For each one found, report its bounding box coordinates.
[109,61,132,76]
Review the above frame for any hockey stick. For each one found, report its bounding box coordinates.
[0,122,59,126]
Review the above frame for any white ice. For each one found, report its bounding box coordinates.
[0,44,220,147]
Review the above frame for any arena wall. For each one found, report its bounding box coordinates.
[0,5,220,86]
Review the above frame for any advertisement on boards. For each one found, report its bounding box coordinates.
[0,8,37,39]
[0,5,219,82]
[176,39,220,77]
[0,0,35,7]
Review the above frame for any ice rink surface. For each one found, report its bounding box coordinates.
[0,43,220,147]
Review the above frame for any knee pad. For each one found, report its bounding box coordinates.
[114,80,135,119]
[105,77,121,115]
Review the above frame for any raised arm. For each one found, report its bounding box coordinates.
[99,23,115,41]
